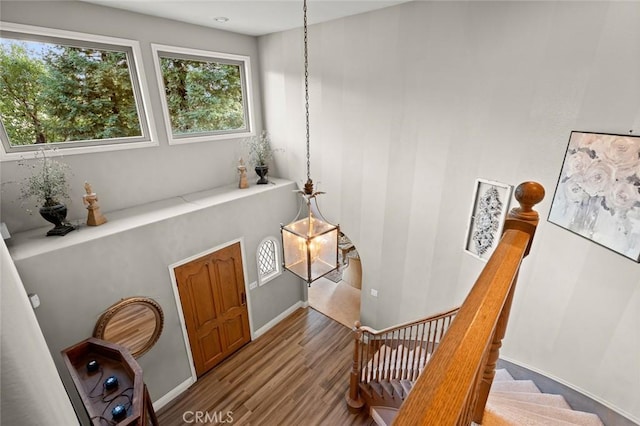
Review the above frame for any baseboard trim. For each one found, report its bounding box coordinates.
[152,377,194,412]
[499,357,639,426]
[253,301,306,339]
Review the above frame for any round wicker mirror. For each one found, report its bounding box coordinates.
[93,297,164,358]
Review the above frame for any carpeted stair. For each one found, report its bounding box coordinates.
[481,368,603,426]
[368,368,603,426]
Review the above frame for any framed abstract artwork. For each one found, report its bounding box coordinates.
[464,179,513,261]
[548,131,640,262]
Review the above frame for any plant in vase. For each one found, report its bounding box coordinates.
[19,149,75,236]
[245,130,276,184]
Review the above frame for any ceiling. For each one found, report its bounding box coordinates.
[81,0,410,36]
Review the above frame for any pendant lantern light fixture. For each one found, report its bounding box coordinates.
[281,0,340,285]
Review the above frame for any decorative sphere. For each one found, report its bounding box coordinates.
[514,181,545,211]
[112,404,126,420]
[86,360,99,373]
[104,375,118,391]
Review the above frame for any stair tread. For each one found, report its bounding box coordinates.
[359,382,373,398]
[370,406,398,426]
[485,400,603,426]
[400,379,413,396]
[486,399,603,425]
[494,369,514,382]
[369,382,384,398]
[484,403,586,426]
[489,391,570,409]
[491,379,540,393]
[380,380,395,398]
[390,380,405,399]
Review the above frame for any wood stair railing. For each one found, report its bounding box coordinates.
[345,306,460,413]
[392,181,545,425]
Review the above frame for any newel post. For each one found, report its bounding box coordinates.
[472,181,545,424]
[345,321,365,413]
[503,181,545,255]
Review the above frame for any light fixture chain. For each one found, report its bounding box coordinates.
[304,0,311,183]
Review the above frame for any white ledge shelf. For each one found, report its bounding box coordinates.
[8,178,296,262]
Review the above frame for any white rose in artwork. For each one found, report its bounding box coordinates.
[563,177,589,203]
[564,151,592,178]
[581,160,614,196]
[569,133,603,152]
[600,137,640,168]
[608,182,640,211]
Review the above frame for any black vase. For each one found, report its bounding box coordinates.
[39,200,75,236]
[255,165,269,184]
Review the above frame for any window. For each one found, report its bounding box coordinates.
[0,23,156,160]
[151,44,254,145]
[256,237,281,286]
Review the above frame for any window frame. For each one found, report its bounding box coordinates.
[0,22,158,161]
[256,237,282,286]
[151,43,255,146]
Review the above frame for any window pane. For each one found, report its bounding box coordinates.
[258,239,277,277]
[158,53,247,137]
[0,36,144,148]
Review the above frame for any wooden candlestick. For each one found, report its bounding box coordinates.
[237,158,249,189]
[83,182,107,226]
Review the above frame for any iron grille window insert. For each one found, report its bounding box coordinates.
[257,237,281,286]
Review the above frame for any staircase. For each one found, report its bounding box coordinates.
[364,368,603,426]
[483,368,603,425]
[359,344,432,409]
[345,307,459,413]
[347,182,605,425]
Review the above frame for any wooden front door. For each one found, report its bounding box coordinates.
[174,242,251,377]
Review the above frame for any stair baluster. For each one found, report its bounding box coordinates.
[345,307,460,413]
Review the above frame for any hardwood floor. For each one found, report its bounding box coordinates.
[157,307,374,425]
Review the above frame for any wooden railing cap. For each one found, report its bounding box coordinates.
[510,181,545,221]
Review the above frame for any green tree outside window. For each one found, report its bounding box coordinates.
[0,38,142,147]
[159,56,245,136]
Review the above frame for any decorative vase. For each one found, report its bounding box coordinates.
[255,165,269,185]
[569,196,600,238]
[39,199,75,236]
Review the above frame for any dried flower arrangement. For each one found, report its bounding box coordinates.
[18,148,72,210]
[245,130,276,167]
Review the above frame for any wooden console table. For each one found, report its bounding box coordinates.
[61,337,158,426]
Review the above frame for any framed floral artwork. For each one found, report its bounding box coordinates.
[548,131,640,262]
[464,179,513,261]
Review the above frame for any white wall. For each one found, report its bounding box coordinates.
[1,241,77,425]
[9,182,303,424]
[259,1,640,422]
[0,2,306,423]
[0,0,264,234]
